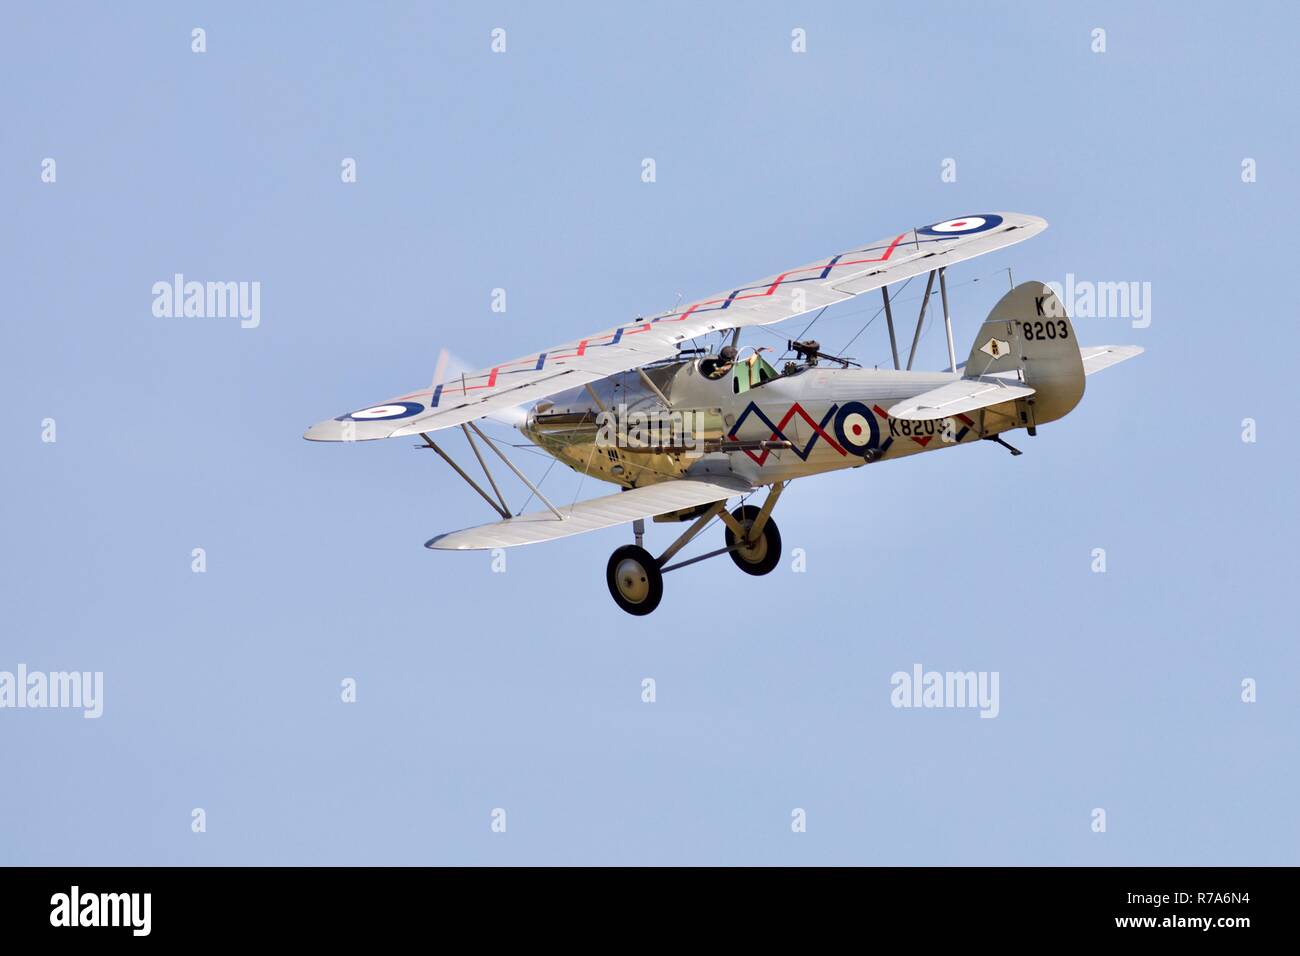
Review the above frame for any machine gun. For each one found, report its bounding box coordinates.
[787,339,858,369]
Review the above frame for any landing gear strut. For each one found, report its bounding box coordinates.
[723,505,782,576]
[603,482,788,615]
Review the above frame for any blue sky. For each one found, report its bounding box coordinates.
[2,1,1296,865]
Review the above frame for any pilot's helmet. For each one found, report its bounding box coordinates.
[699,344,738,380]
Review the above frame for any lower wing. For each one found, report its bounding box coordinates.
[426,475,752,551]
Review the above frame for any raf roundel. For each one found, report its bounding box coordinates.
[834,402,881,456]
[340,401,425,422]
[917,214,1004,237]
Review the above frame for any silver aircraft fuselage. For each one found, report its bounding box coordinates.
[522,354,1057,493]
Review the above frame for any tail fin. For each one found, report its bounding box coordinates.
[964,281,1084,427]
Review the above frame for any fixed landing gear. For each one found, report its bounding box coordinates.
[603,482,788,615]
[605,545,664,616]
[723,504,782,576]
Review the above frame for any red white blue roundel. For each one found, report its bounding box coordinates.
[834,402,880,456]
[918,214,1003,237]
[339,401,424,422]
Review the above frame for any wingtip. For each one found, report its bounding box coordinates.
[303,417,398,442]
[1005,211,1049,232]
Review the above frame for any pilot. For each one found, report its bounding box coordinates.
[699,345,738,381]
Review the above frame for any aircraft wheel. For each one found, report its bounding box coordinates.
[725,505,782,576]
[606,545,663,616]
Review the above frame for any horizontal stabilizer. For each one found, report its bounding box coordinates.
[426,475,752,551]
[887,376,1034,421]
[1080,345,1144,375]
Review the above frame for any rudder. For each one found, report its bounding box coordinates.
[964,281,1085,427]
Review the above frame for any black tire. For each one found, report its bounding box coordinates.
[606,545,664,616]
[725,505,782,576]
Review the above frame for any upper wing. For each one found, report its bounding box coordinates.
[305,213,1047,441]
[425,475,752,551]
[888,375,1035,421]
[1080,345,1144,375]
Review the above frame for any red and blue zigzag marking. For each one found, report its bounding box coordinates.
[731,401,978,465]
[414,231,963,409]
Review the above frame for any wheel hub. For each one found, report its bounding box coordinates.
[615,558,650,602]
[736,524,768,563]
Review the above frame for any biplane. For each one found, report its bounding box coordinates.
[306,213,1141,615]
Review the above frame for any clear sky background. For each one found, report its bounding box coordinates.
[2,2,1296,865]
